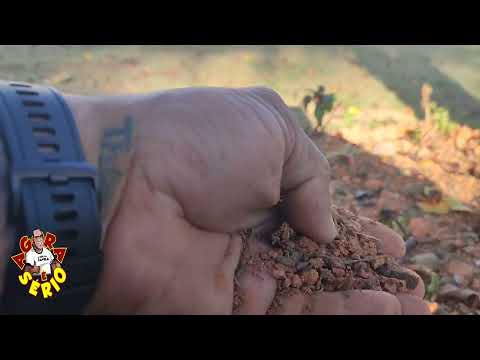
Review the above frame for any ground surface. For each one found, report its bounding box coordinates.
[2,45,480,128]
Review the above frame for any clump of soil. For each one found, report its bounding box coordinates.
[234,206,418,314]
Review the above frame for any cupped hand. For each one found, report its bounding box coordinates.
[69,87,336,314]
[65,86,428,315]
[235,217,430,315]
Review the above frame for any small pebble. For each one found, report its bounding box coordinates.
[268,250,280,259]
[405,237,417,252]
[440,276,453,286]
[410,253,441,271]
[309,258,324,269]
[276,256,295,267]
[272,268,286,280]
[291,251,303,262]
[358,268,370,279]
[296,261,310,272]
[453,274,465,286]
[301,269,320,286]
[260,252,270,261]
[291,274,303,288]
[332,267,346,277]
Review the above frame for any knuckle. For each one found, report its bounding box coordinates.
[250,86,286,107]
[255,178,281,208]
[319,151,332,178]
[310,144,332,180]
[249,87,295,125]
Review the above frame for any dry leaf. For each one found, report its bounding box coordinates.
[427,302,439,314]
[445,197,473,213]
[418,199,450,215]
[437,285,480,308]
[418,196,473,215]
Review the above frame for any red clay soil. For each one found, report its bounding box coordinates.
[234,206,418,314]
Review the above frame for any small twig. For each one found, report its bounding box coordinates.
[318,254,387,266]
[392,218,409,239]
[343,255,388,265]
[413,124,435,159]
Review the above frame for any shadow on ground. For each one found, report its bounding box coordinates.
[351,46,480,129]
[310,131,437,226]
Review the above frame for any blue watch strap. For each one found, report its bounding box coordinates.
[0,81,103,314]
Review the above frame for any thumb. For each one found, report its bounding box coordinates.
[246,86,336,244]
[281,127,337,244]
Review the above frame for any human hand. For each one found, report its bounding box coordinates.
[62,86,429,315]
[62,86,337,314]
[235,216,430,315]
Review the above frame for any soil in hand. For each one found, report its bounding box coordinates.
[234,206,418,314]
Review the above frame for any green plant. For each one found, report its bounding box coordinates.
[391,214,409,238]
[430,102,458,136]
[425,272,441,301]
[302,86,336,129]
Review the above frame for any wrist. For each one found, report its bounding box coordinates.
[0,81,114,312]
[63,93,137,241]
[63,94,105,166]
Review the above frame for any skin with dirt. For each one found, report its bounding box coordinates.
[233,206,418,314]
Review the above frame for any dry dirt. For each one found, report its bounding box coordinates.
[310,120,480,315]
[233,206,419,314]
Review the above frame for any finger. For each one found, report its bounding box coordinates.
[220,233,244,276]
[248,87,336,245]
[309,290,402,315]
[210,233,244,301]
[280,128,337,243]
[270,289,429,316]
[235,270,277,315]
[396,294,431,315]
[401,268,425,298]
[234,232,277,315]
[358,217,406,258]
[356,218,425,296]
[269,292,308,315]
[283,176,337,245]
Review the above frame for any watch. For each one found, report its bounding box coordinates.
[0,80,103,314]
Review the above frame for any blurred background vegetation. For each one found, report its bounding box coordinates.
[2,45,480,129]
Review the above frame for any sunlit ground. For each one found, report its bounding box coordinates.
[1,45,480,128]
[1,45,479,205]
